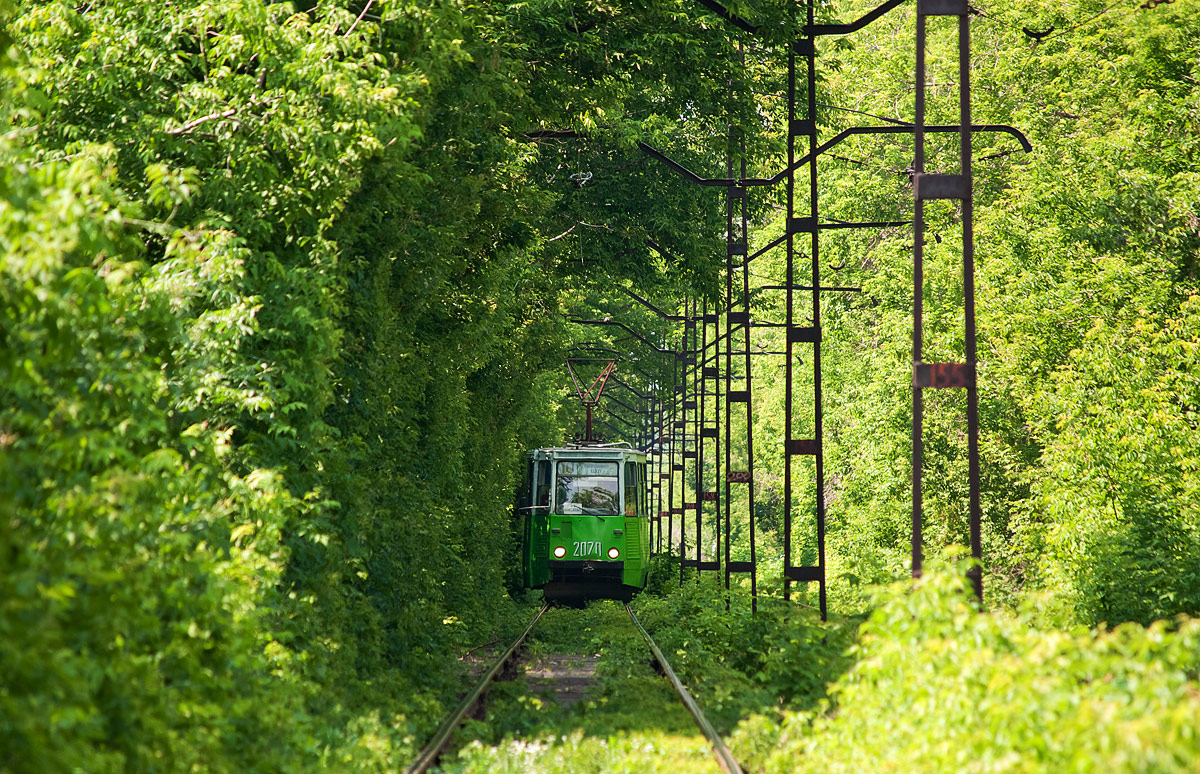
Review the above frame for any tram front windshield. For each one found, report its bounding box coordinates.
[555,461,619,516]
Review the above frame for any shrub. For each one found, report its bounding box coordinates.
[733,567,1200,774]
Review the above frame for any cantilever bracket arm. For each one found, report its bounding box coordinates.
[525,126,1031,191]
[617,286,689,322]
[572,341,665,384]
[568,343,621,356]
[604,392,647,417]
[639,124,1032,189]
[600,404,643,430]
[609,374,655,401]
[565,315,677,355]
[806,0,910,35]
[696,0,912,36]
[593,416,626,437]
[694,0,760,33]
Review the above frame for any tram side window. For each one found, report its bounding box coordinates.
[638,462,647,517]
[536,461,551,508]
[624,462,638,517]
[520,459,534,509]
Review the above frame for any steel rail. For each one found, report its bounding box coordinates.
[624,604,745,774]
[406,603,549,774]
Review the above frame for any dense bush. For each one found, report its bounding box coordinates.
[732,567,1200,773]
[0,108,372,774]
[0,0,744,768]
[634,562,854,731]
[0,1,451,767]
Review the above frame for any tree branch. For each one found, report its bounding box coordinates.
[546,224,577,242]
[345,0,375,36]
[166,108,238,136]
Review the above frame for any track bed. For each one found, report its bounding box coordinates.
[410,601,741,774]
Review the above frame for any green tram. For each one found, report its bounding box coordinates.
[520,443,651,602]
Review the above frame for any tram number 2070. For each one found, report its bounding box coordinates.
[573,541,602,557]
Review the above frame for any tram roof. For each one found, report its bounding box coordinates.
[529,444,646,461]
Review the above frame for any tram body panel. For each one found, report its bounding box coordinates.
[520,445,649,602]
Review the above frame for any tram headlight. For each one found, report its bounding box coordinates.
[608,547,620,559]
[553,546,566,558]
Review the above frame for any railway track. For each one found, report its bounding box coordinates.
[406,602,745,774]
[624,603,744,774]
[405,603,549,774]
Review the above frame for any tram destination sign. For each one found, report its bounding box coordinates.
[558,461,618,477]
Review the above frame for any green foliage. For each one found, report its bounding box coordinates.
[632,573,854,731]
[0,126,333,774]
[0,0,452,767]
[732,567,1200,773]
[1020,300,1200,626]
[974,0,1200,621]
[1,0,753,768]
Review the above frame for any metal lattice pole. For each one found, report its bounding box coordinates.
[911,0,982,600]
